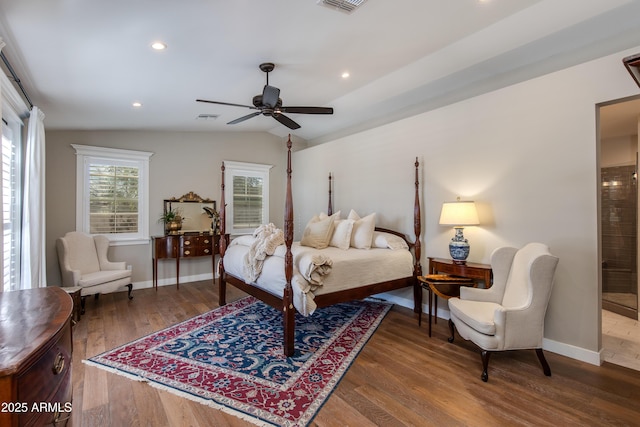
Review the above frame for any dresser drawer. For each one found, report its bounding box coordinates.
[21,370,72,427]
[180,236,213,257]
[17,321,72,408]
[432,262,457,275]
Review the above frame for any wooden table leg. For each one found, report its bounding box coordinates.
[434,293,438,324]
[176,257,180,290]
[418,286,423,326]
[428,286,433,337]
[153,257,157,290]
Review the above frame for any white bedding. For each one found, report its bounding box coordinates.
[223,235,414,316]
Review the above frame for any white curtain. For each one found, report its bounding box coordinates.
[0,38,4,292]
[20,106,46,288]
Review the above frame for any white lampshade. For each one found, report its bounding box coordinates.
[439,201,479,226]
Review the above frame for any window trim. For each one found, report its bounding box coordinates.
[1,63,28,292]
[224,160,273,235]
[72,144,153,246]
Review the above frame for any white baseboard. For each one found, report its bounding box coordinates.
[377,292,602,366]
[542,338,602,366]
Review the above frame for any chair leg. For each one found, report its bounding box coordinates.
[447,318,455,343]
[80,296,86,315]
[127,283,133,300]
[481,350,491,382]
[536,348,552,376]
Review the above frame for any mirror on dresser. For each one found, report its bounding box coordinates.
[163,191,218,235]
[155,192,222,289]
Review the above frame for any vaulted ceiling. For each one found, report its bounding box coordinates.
[1,0,640,144]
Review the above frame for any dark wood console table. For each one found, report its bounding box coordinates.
[152,234,226,289]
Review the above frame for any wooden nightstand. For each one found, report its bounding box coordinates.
[428,257,492,288]
[414,258,493,336]
[418,275,476,337]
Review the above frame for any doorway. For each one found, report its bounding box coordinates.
[599,97,640,320]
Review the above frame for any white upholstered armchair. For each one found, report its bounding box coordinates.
[447,243,559,382]
[56,231,133,313]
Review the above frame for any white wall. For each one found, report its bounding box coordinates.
[46,130,306,288]
[293,45,640,364]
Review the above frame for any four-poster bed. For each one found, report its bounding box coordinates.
[218,136,422,356]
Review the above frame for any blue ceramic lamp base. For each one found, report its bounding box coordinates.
[449,227,470,264]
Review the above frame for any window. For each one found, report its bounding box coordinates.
[1,120,22,292]
[73,144,153,245]
[224,161,272,235]
[1,54,29,292]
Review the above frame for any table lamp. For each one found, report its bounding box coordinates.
[439,198,479,264]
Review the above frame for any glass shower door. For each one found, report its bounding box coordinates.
[601,164,638,318]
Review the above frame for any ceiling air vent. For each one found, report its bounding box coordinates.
[317,0,368,14]
[196,114,219,120]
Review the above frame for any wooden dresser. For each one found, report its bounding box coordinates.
[152,234,225,289]
[0,287,73,427]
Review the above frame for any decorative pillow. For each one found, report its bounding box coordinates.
[300,215,335,249]
[372,231,409,250]
[319,210,341,221]
[329,219,355,250]
[347,209,376,249]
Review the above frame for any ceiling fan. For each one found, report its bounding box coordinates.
[196,62,334,130]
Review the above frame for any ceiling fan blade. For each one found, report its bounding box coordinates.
[262,85,280,108]
[280,106,333,114]
[227,111,261,125]
[273,113,301,130]
[196,99,256,109]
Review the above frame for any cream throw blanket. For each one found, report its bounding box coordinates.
[242,223,285,282]
[285,245,333,286]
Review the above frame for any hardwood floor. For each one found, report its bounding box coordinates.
[73,281,640,426]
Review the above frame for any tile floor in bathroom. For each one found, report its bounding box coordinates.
[602,309,640,371]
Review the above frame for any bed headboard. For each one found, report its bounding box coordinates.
[324,158,422,276]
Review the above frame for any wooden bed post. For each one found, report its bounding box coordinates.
[283,136,295,357]
[218,161,227,306]
[413,157,423,313]
[328,173,333,216]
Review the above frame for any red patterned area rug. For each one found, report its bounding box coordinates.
[85,296,391,426]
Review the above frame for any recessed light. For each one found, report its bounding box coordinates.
[132,102,142,108]
[341,71,350,79]
[151,41,167,50]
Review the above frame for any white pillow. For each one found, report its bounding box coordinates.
[347,210,376,249]
[231,234,255,247]
[372,231,409,250]
[300,215,335,249]
[329,219,355,250]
